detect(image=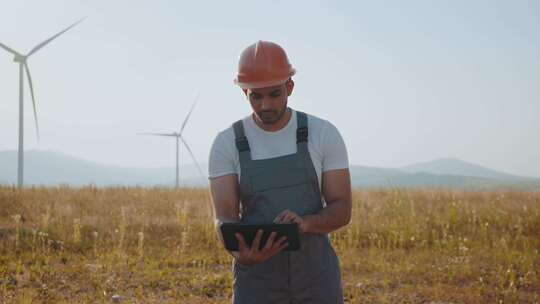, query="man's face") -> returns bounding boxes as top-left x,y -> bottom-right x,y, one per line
245,80 -> 294,125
